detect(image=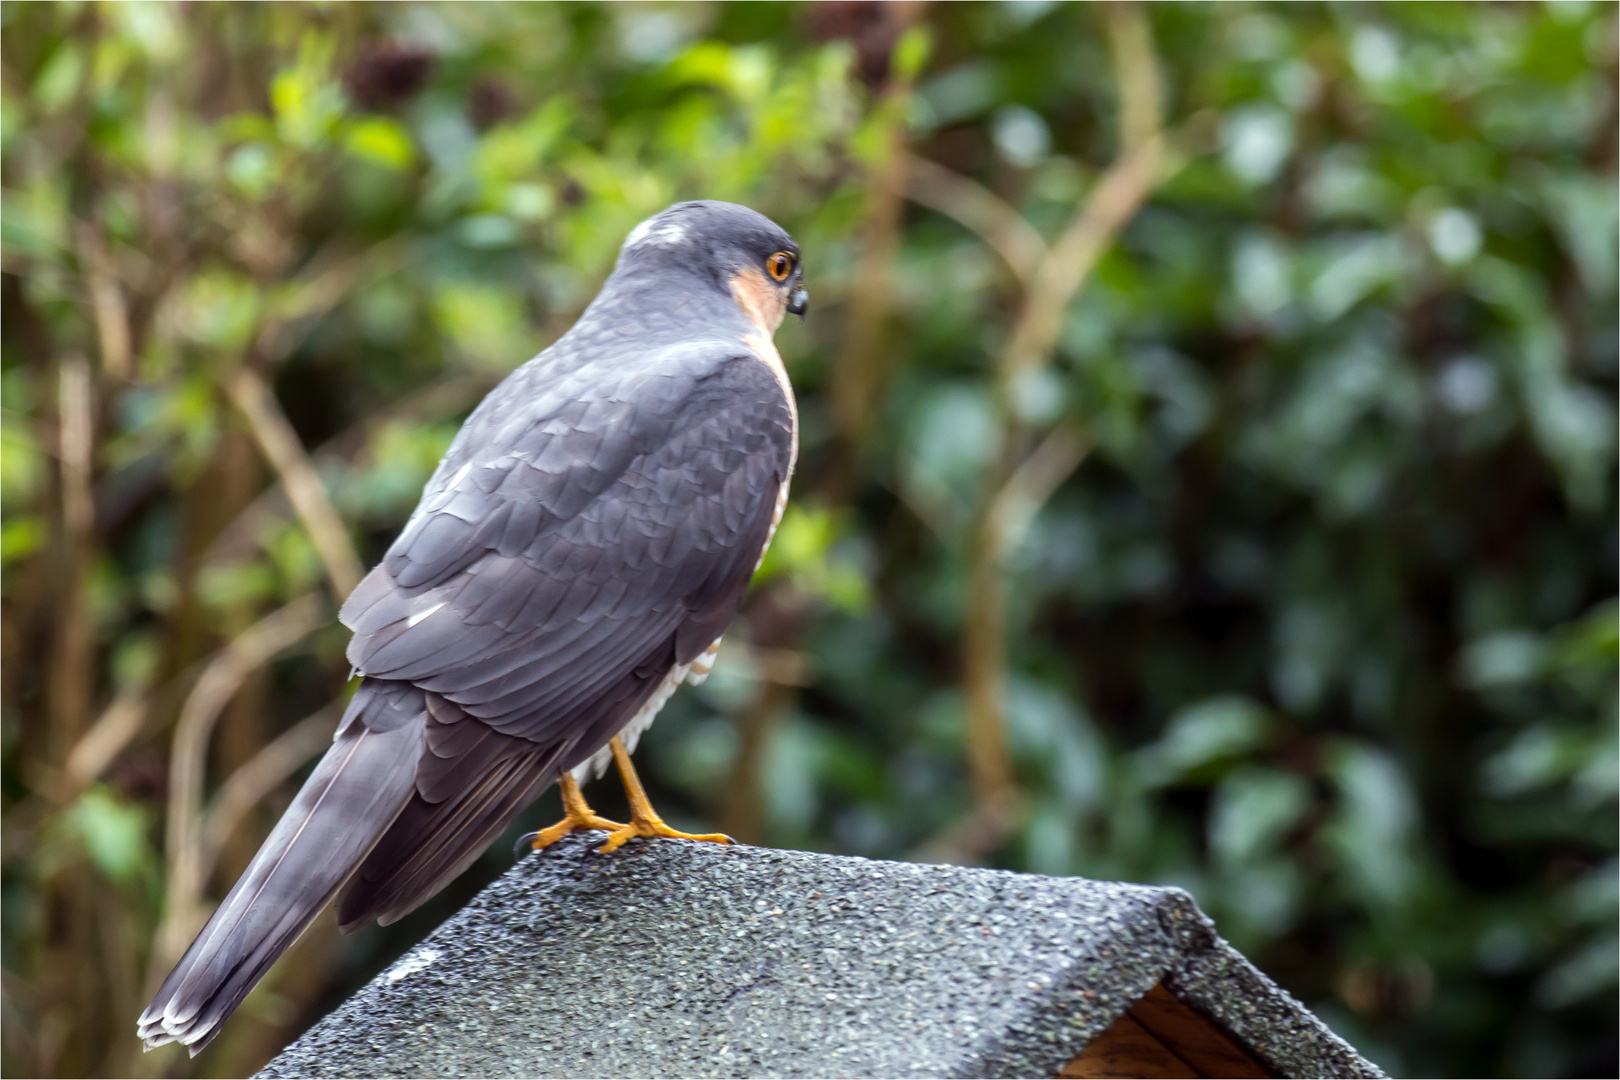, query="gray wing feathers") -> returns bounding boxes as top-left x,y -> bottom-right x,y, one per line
137,679 -> 427,1053
140,344 -> 793,1050
339,353 -> 792,741
329,353 -> 791,929
336,704 -> 560,930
